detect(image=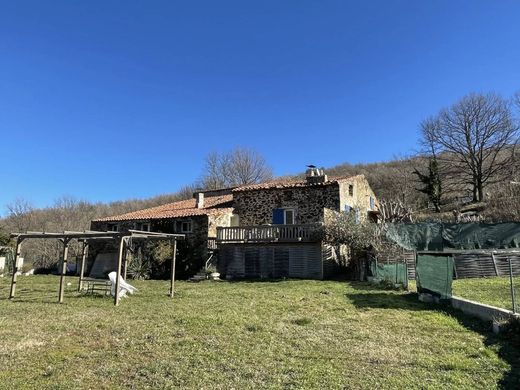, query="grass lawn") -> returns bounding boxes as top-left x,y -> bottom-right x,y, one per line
452,277 -> 520,312
0,276 -> 519,389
